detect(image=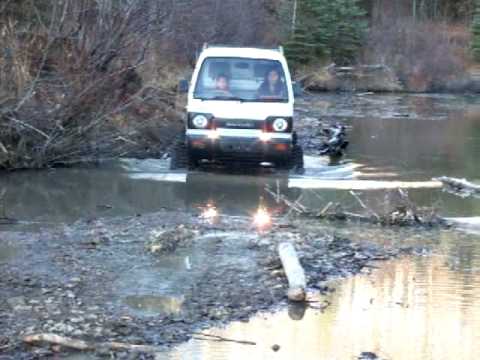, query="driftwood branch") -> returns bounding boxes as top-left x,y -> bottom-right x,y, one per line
0,141 -> 7,154
23,334 -> 160,353
350,191 -> 380,221
8,117 -> 50,140
24,332 -> 256,353
318,201 -> 334,217
191,332 -> 256,346
267,186 -> 445,228
436,176 -> 480,197
444,217 -> 480,230
265,185 -> 307,214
